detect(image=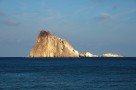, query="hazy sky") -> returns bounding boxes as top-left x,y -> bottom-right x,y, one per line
0,0 -> 136,57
